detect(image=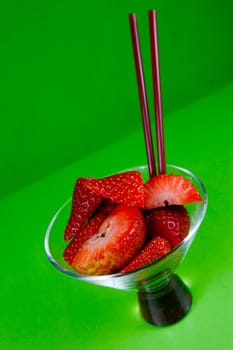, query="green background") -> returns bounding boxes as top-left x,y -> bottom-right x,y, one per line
1,0 -> 233,197
1,1 -> 233,350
